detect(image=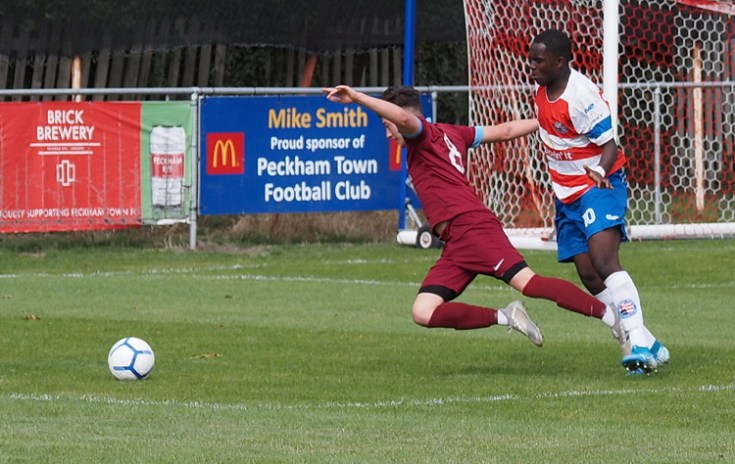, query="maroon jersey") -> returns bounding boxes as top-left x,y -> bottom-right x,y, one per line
404,116 -> 486,229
